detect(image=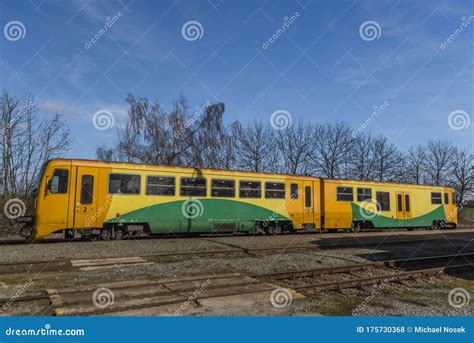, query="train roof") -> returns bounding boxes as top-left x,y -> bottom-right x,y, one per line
321,177 -> 452,190
45,158 -> 454,190
45,158 -> 316,180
